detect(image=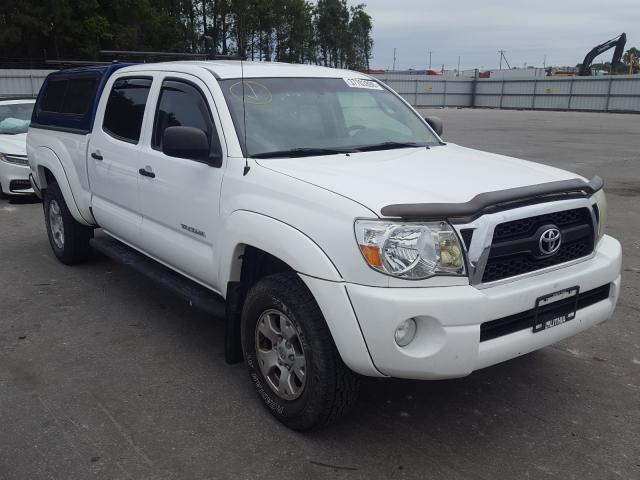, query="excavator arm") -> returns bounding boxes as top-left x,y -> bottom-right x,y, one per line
578,33 -> 627,76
